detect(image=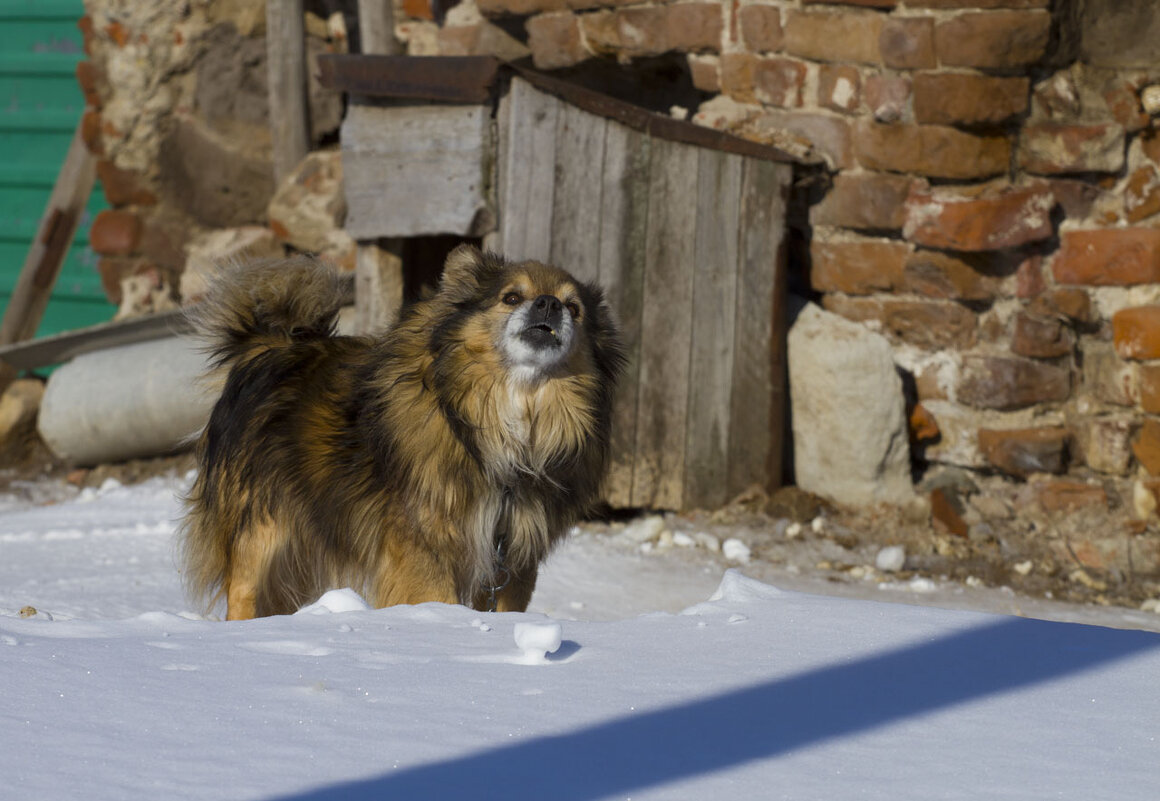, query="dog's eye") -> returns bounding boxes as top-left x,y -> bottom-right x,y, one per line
565,301 -> 581,319
502,292 -> 522,306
